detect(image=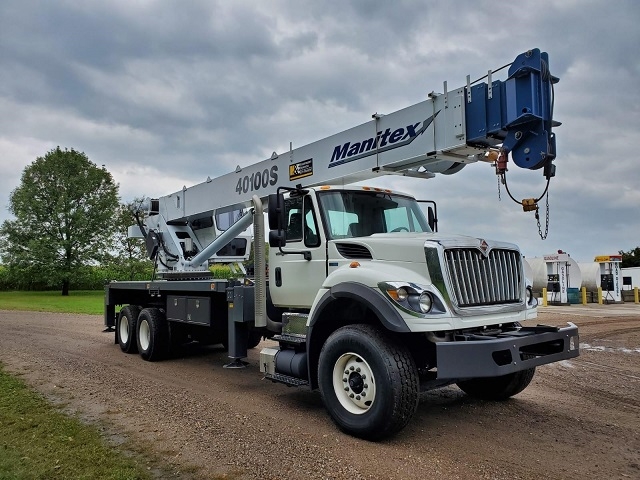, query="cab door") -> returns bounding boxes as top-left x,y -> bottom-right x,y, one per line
269,193 -> 326,309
